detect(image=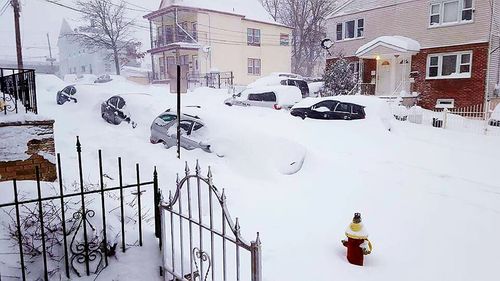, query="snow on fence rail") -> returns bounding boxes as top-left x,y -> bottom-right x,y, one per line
391,102 -> 500,136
